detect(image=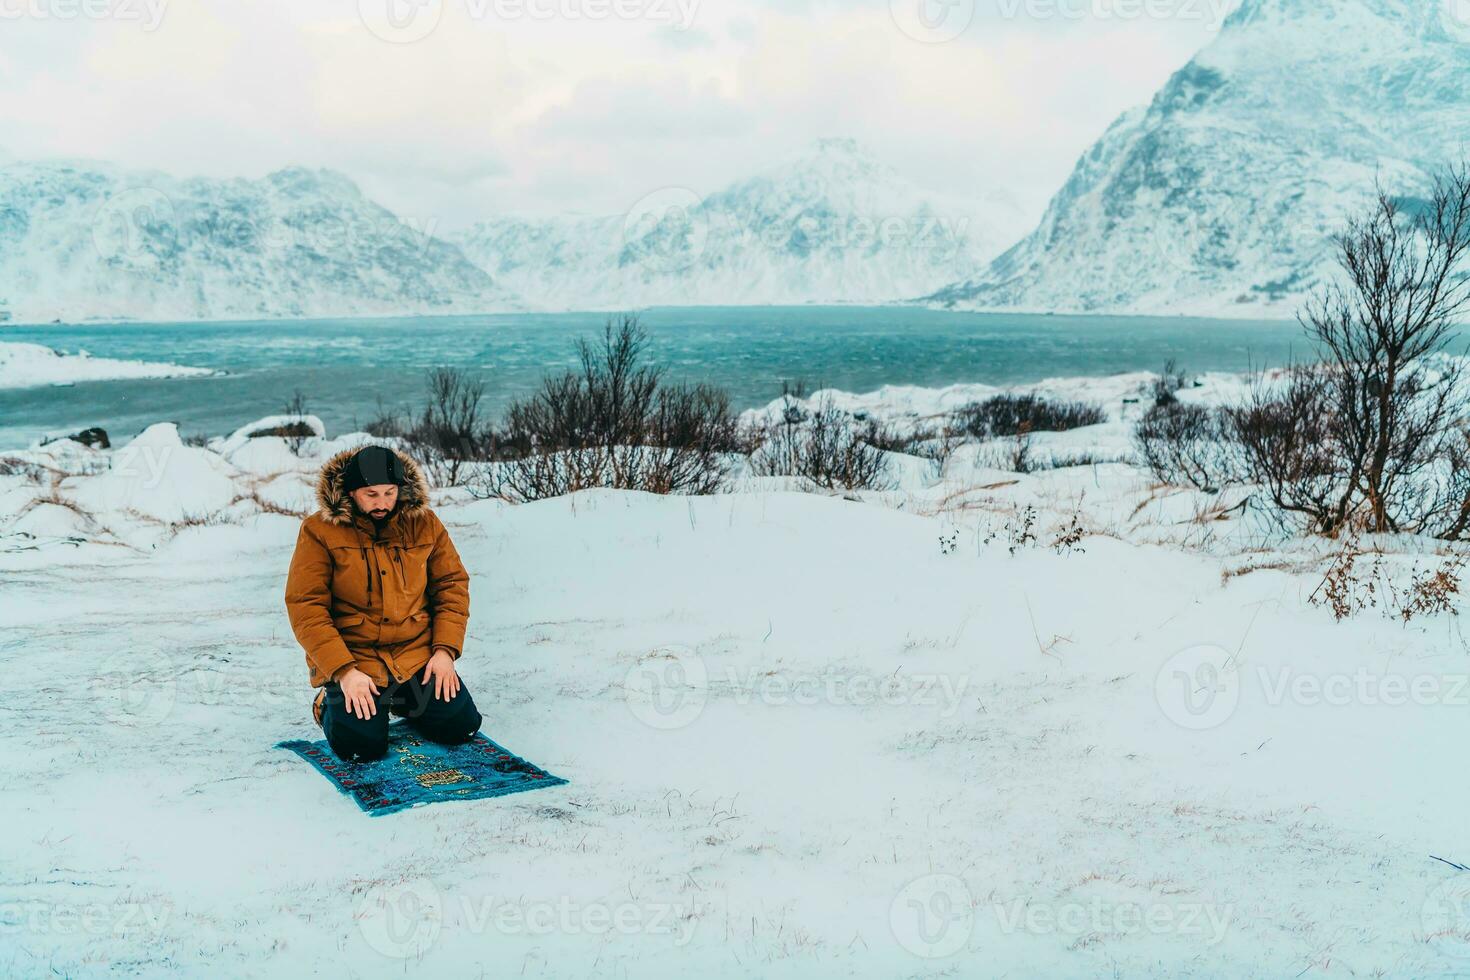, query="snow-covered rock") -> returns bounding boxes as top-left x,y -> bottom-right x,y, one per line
15,434 -> 111,475
9,501 -> 92,540
0,340 -> 215,389
65,422 -> 240,524
216,414 -> 327,464
0,163 -> 520,324
222,437 -> 308,477
927,0 -> 1470,318
453,138 -> 1029,309
253,471 -> 318,516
